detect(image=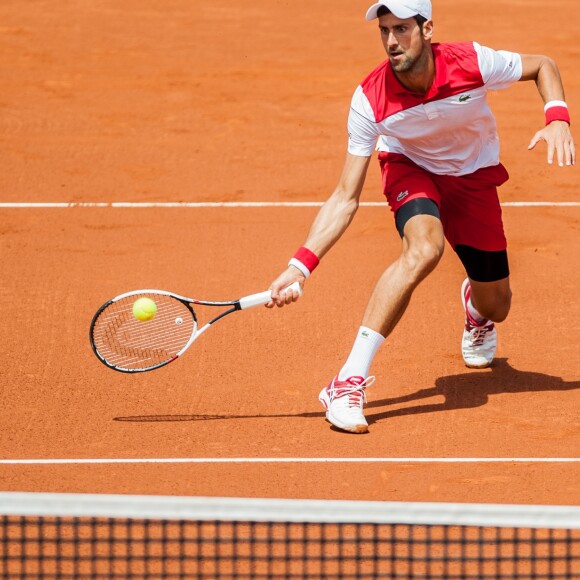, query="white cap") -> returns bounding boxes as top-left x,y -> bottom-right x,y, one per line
365,0 -> 432,21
